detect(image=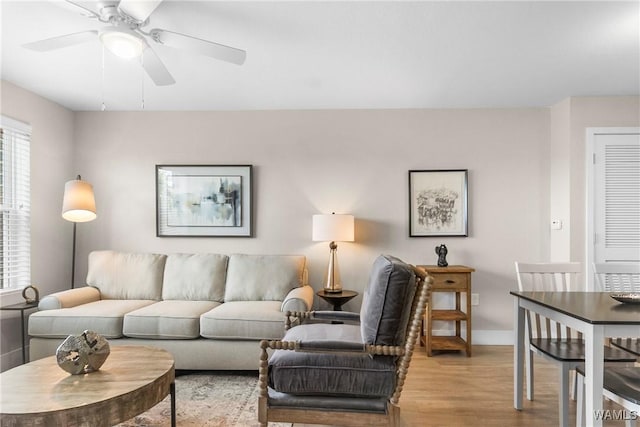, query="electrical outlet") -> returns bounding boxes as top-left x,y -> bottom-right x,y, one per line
471,293 -> 479,306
